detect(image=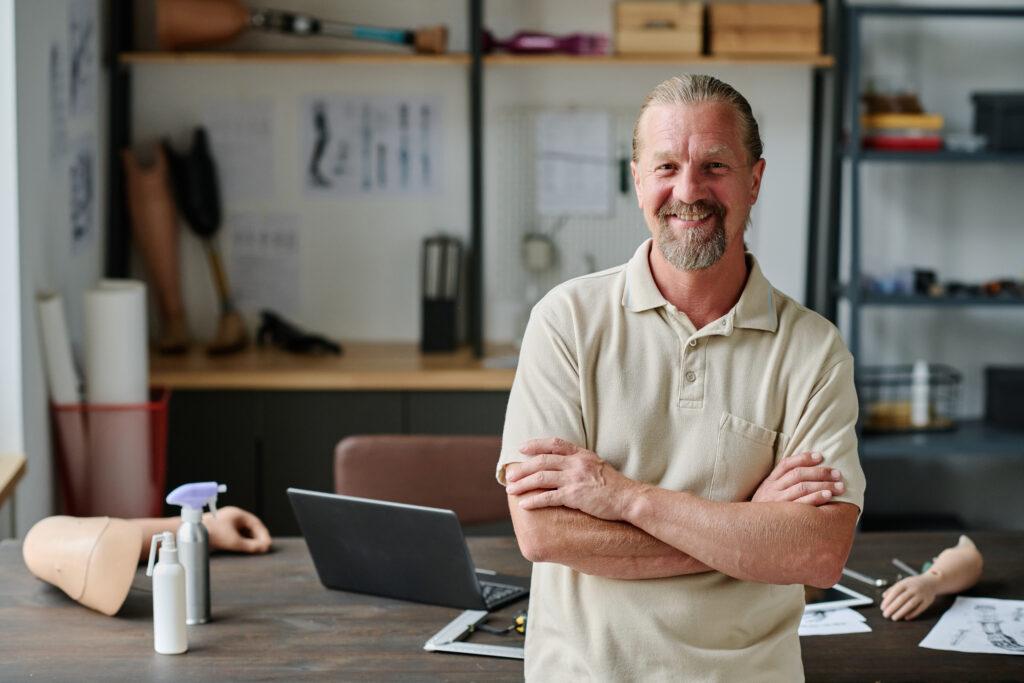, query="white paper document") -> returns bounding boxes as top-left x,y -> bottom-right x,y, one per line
227,212 -> 301,314
799,608 -> 872,636
301,95 -> 441,196
204,100 -> 275,202
920,596 -> 1024,655
535,110 -> 612,217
